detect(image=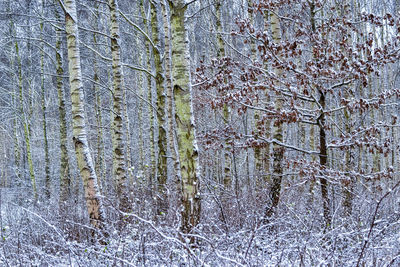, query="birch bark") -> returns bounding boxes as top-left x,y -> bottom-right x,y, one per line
109,0 -> 129,211
61,0 -> 105,228
150,0 -> 169,215
169,0 -> 201,239
40,0 -> 50,199
55,21 -> 71,206
16,40 -> 37,200
264,10 -> 284,221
